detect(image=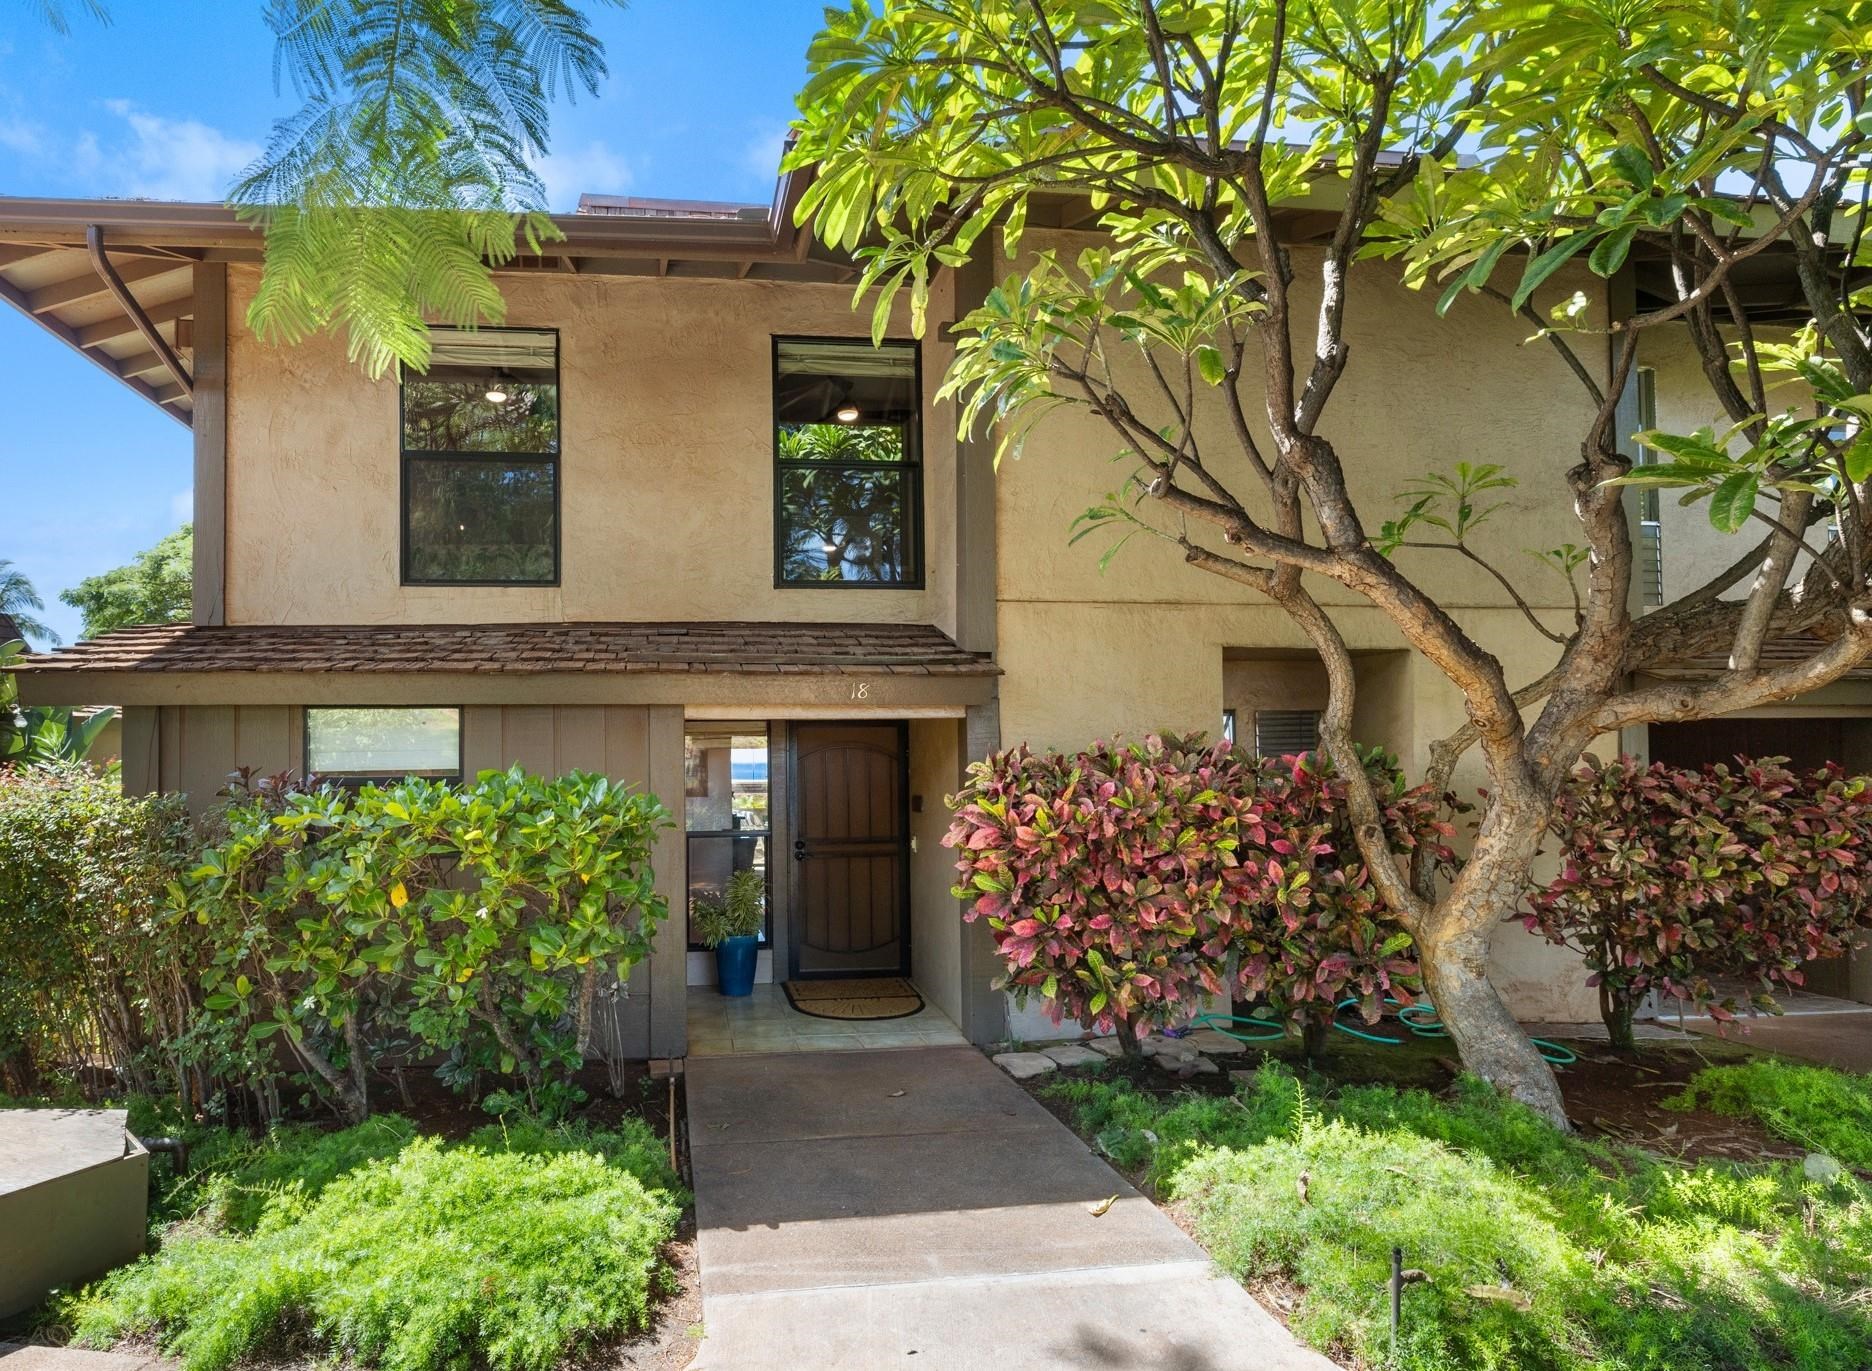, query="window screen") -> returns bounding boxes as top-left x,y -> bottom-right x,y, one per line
1253,709 -> 1321,758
